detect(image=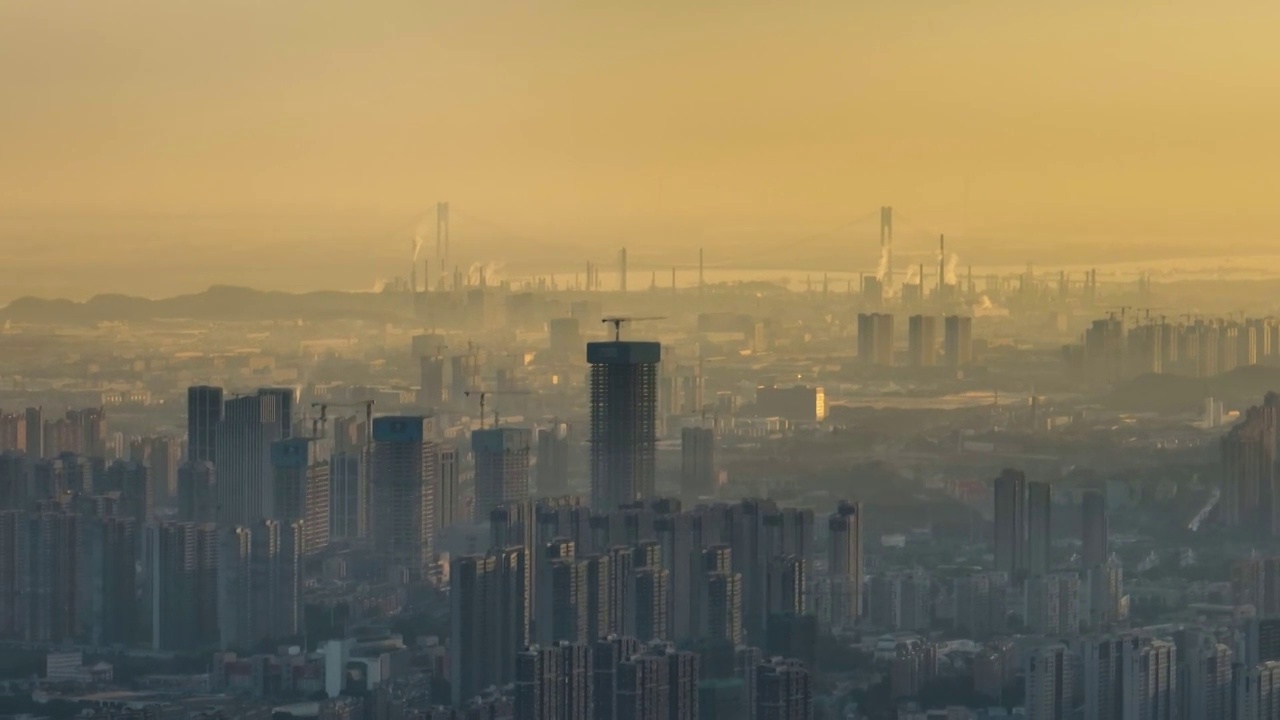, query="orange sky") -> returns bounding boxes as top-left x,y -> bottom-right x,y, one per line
2,0 -> 1279,295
